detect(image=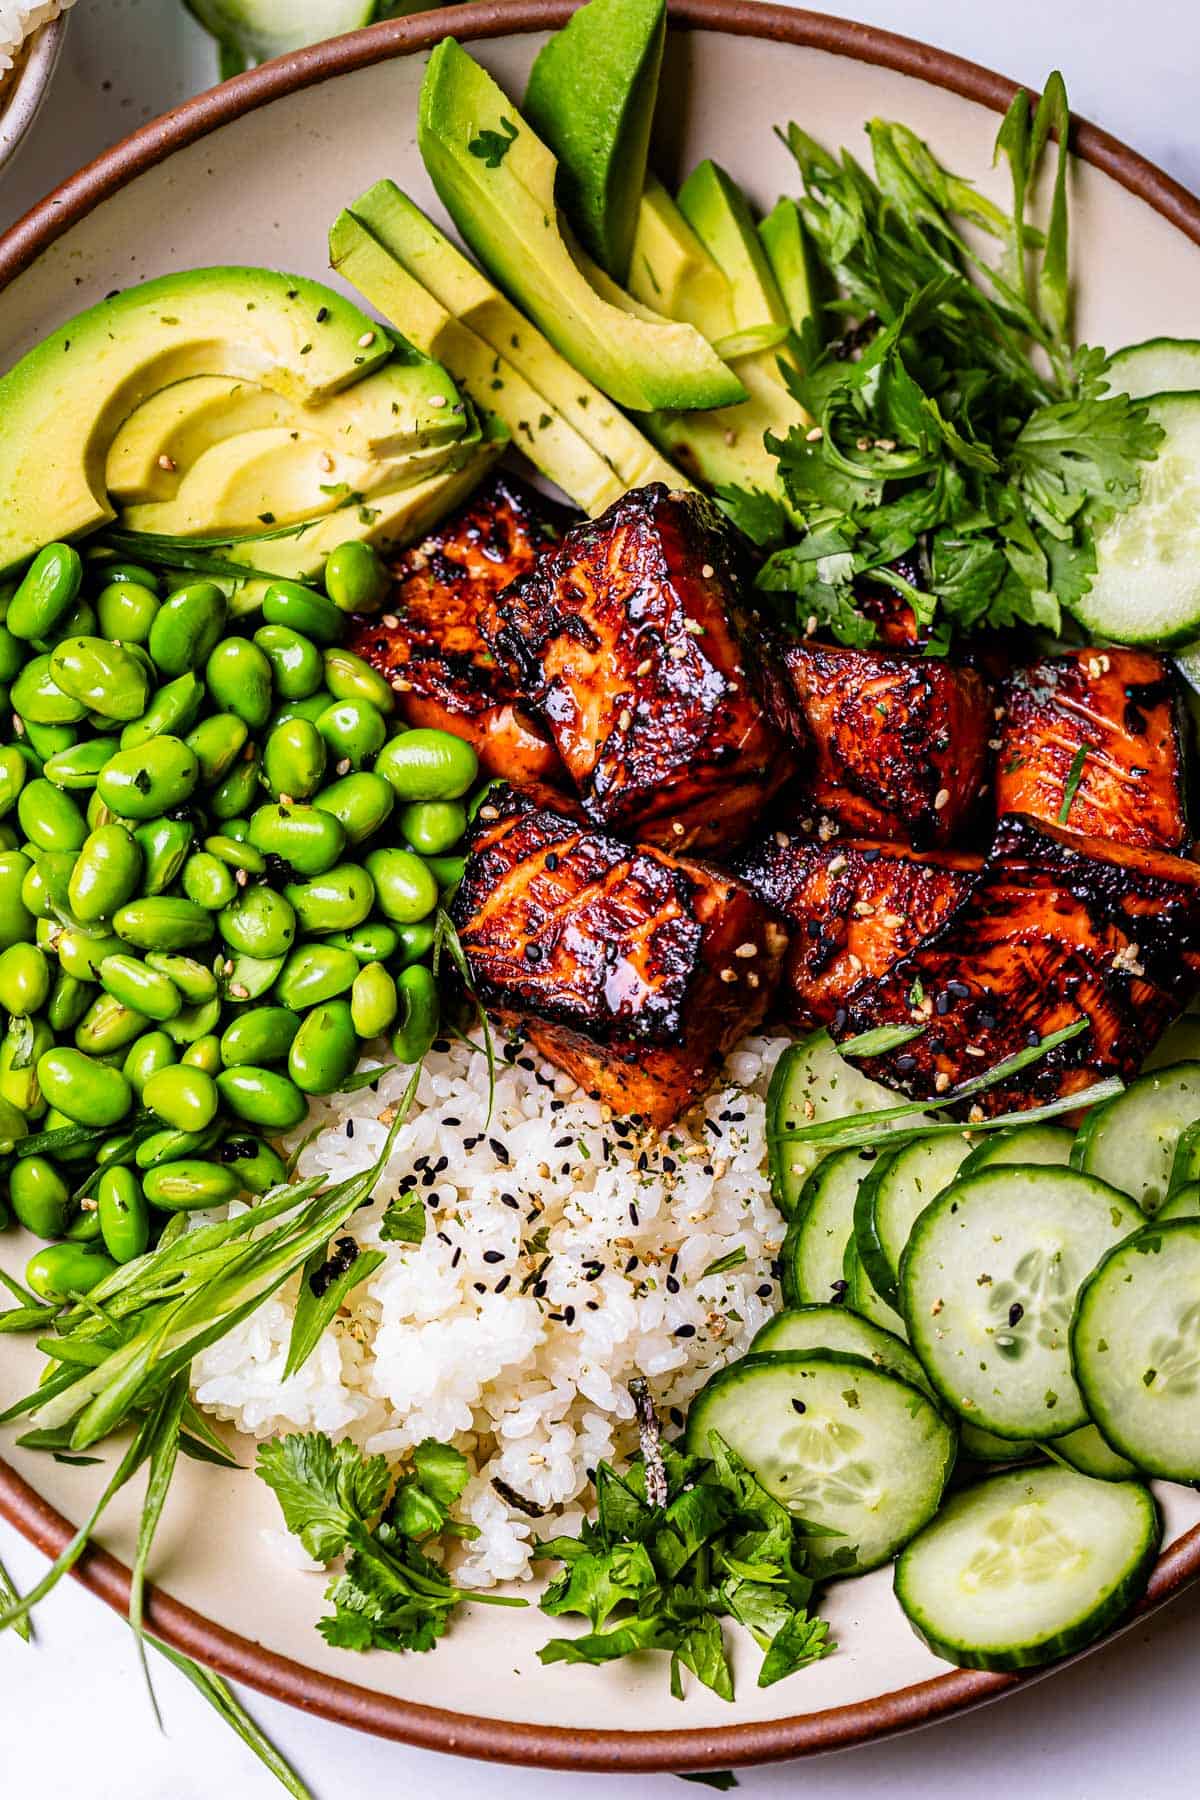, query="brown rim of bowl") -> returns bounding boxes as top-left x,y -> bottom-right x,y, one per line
1,0 -> 1199,1773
